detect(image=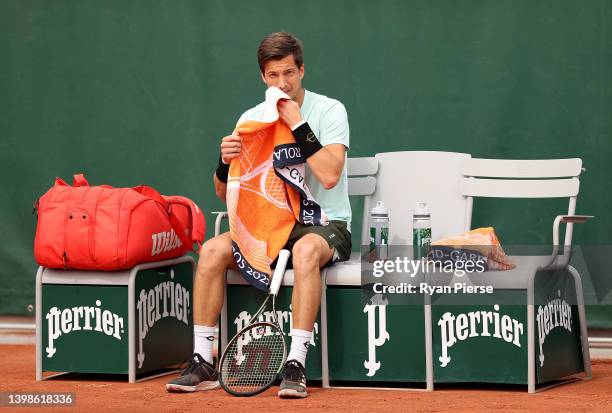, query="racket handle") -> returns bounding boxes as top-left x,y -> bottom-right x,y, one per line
269,249 -> 290,295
